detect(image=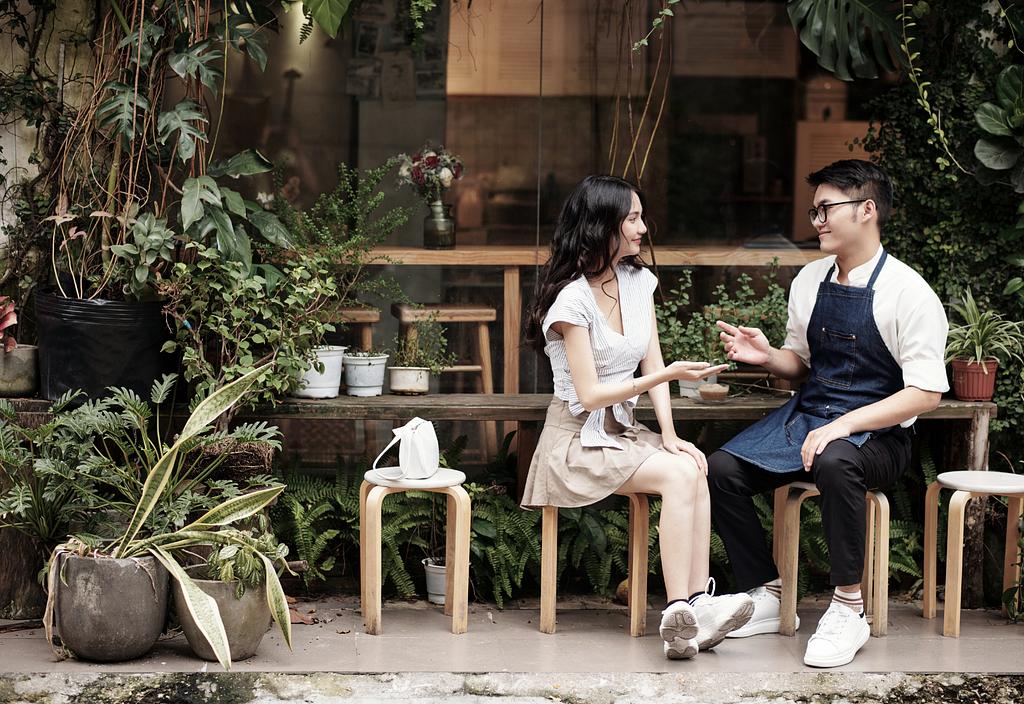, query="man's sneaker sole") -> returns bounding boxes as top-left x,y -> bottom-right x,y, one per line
725,613 -> 800,638
697,599 -> 755,650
